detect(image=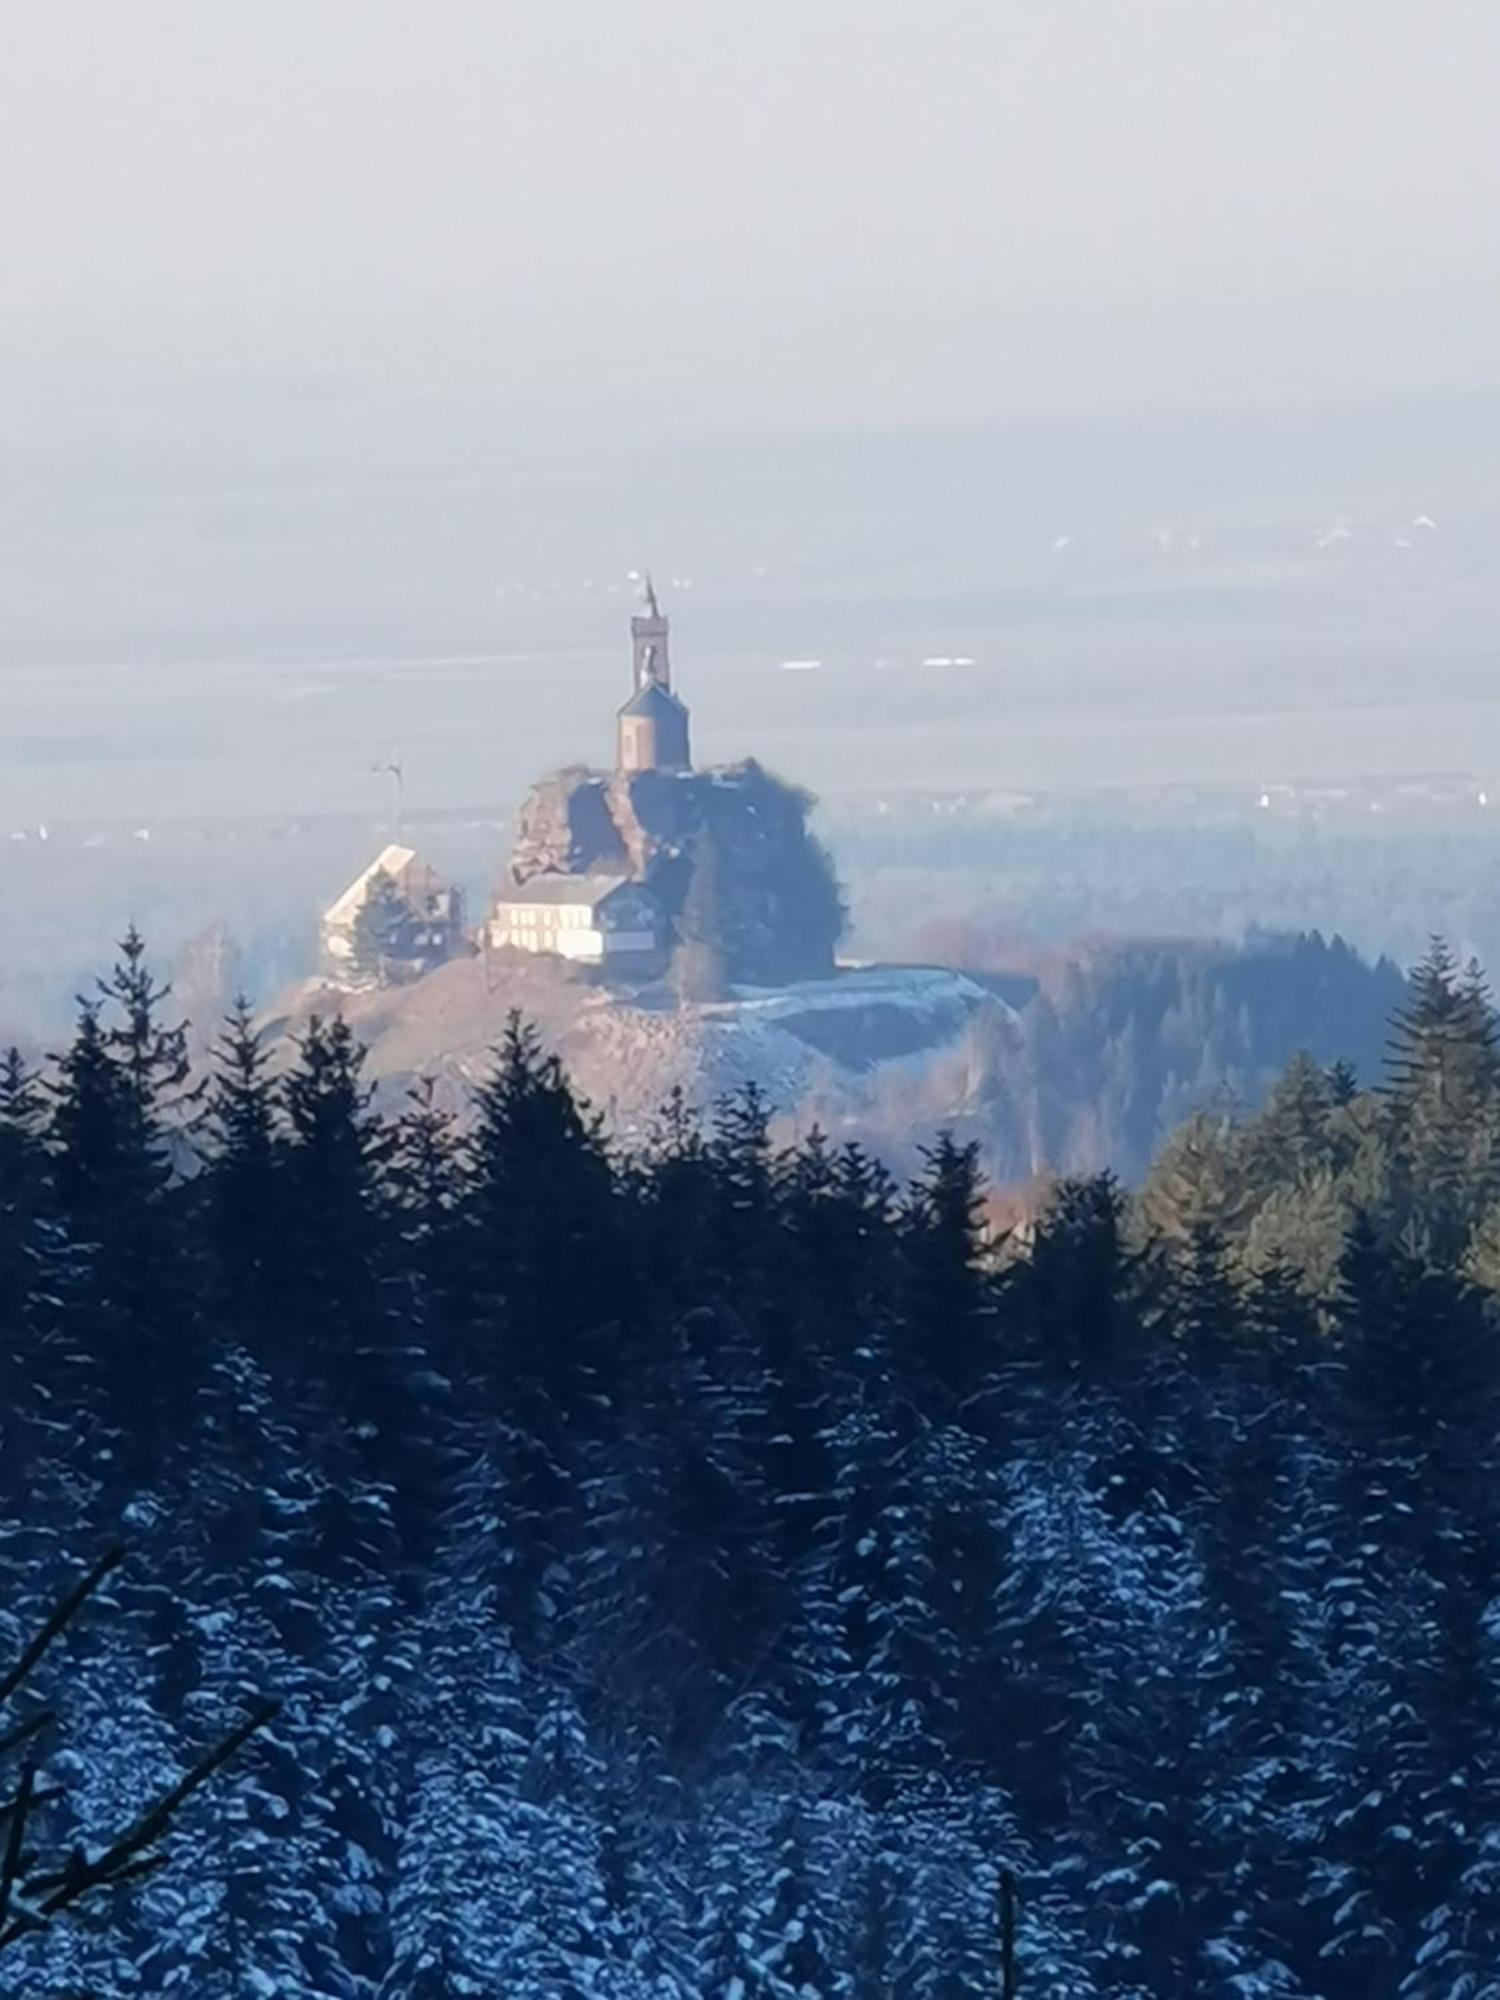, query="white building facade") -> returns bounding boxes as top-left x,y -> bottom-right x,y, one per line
487,873 -> 661,967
